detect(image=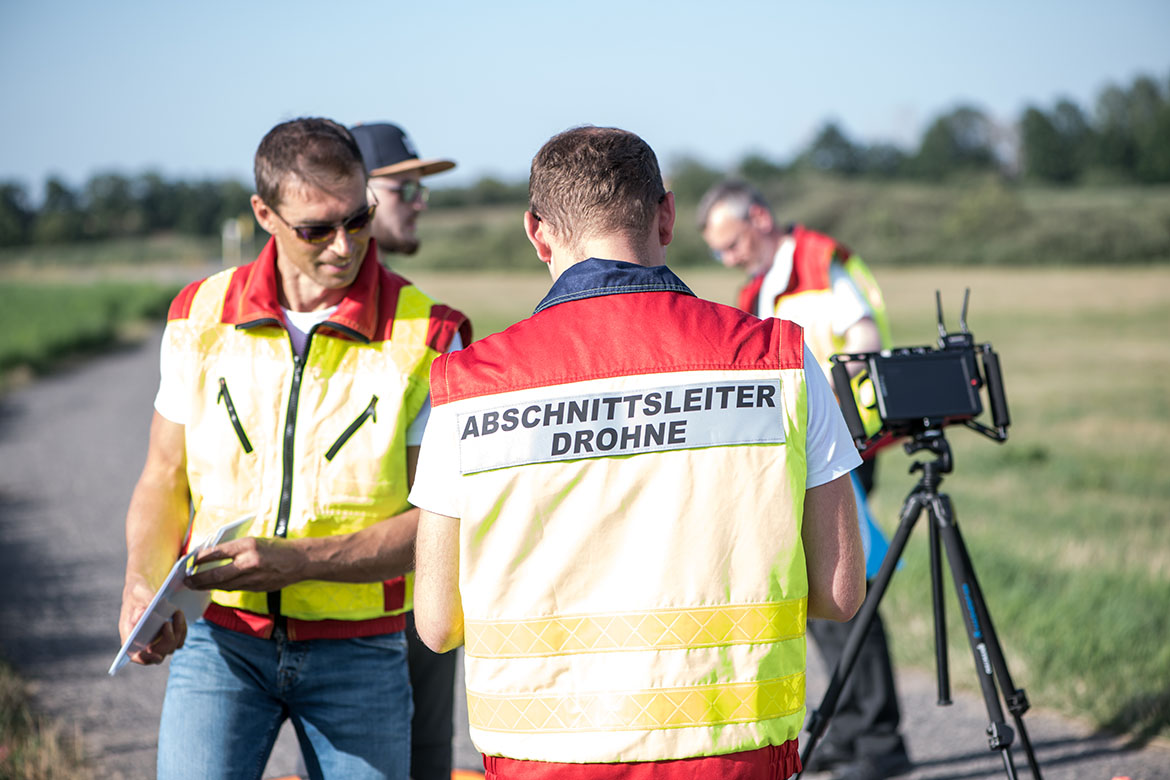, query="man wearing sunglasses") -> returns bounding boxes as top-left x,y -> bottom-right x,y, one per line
351,122 -> 453,258
350,120 -> 463,780
118,117 -> 470,780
